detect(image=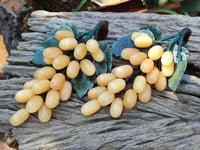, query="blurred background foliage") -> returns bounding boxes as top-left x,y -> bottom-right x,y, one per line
75,0 -> 200,16
142,0 -> 200,16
